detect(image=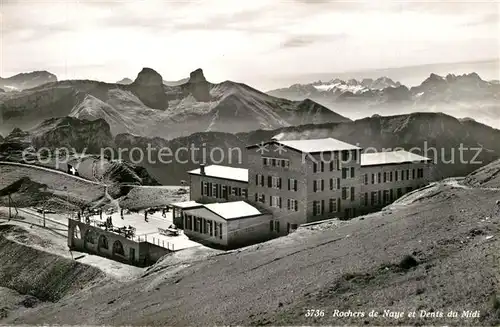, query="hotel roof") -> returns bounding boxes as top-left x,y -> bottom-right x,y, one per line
188,165 -> 248,183
203,201 -> 262,220
247,137 -> 361,153
169,200 -> 203,209
361,150 -> 431,166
